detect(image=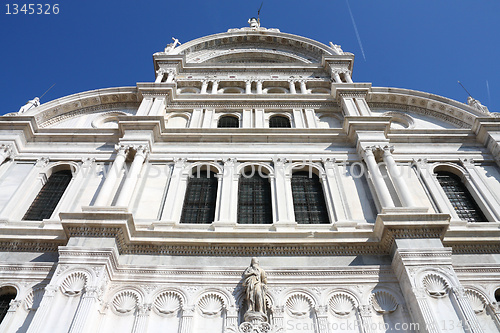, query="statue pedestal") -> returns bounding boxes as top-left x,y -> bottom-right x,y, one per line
239,311 -> 271,332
